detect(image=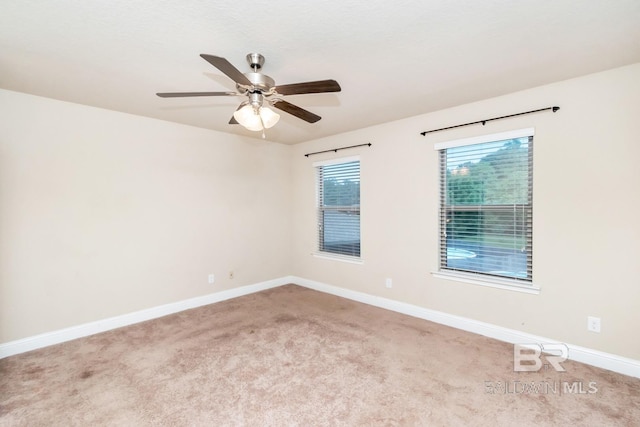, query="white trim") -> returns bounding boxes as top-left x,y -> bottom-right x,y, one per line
432,271 -> 540,294
3,275 -> 638,379
0,277 -> 289,359
434,127 -> 535,150
291,276 -> 640,379
312,252 -> 364,264
312,155 -> 360,167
